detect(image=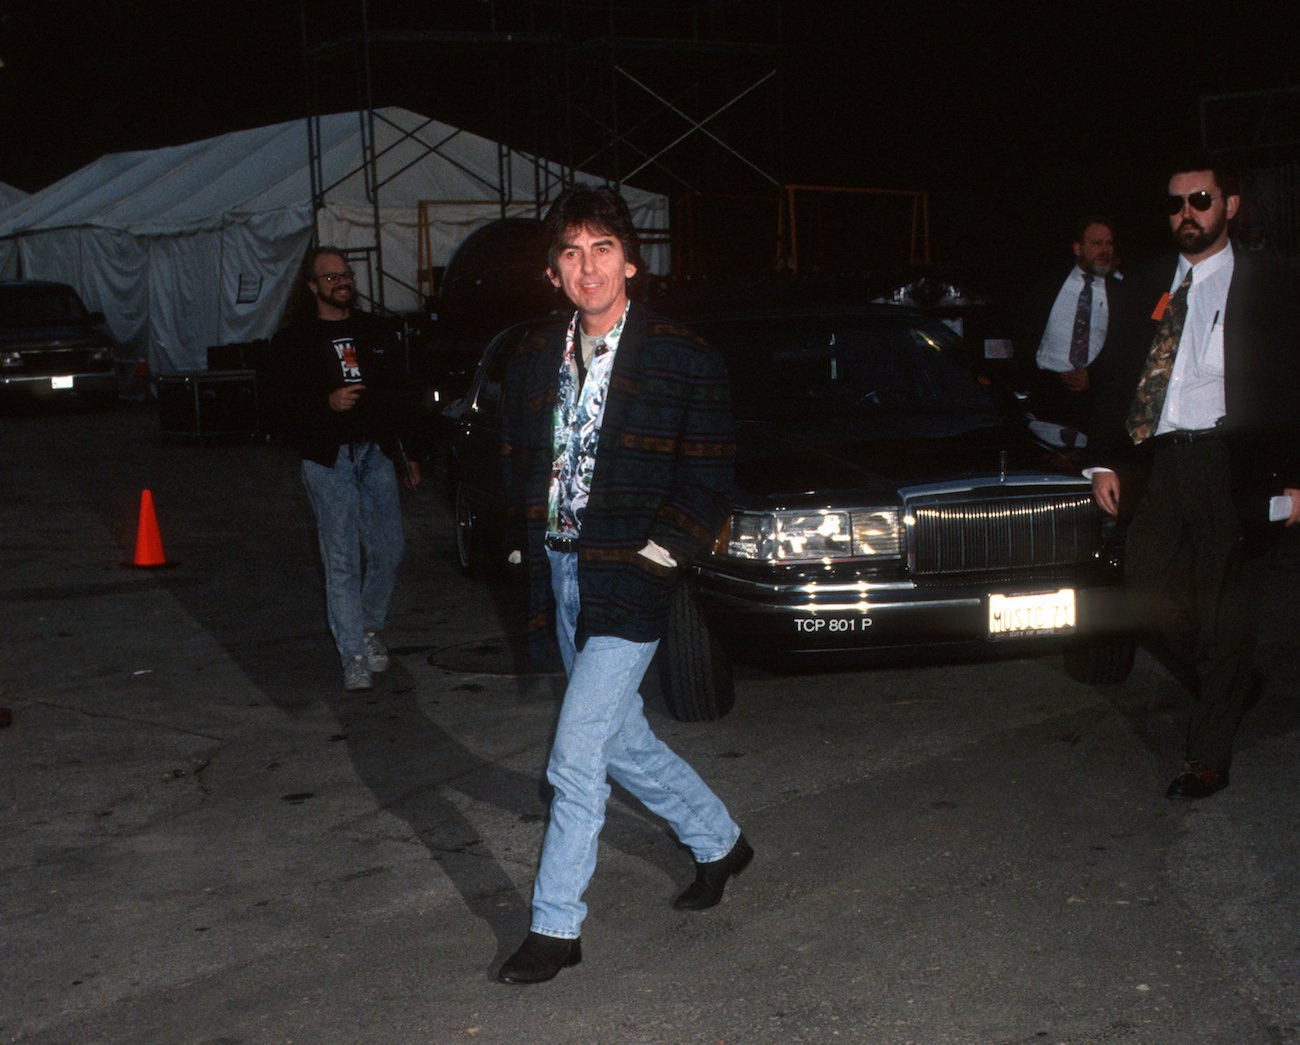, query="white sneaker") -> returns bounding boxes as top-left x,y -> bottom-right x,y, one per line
343,653 -> 373,691
364,632 -> 390,673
